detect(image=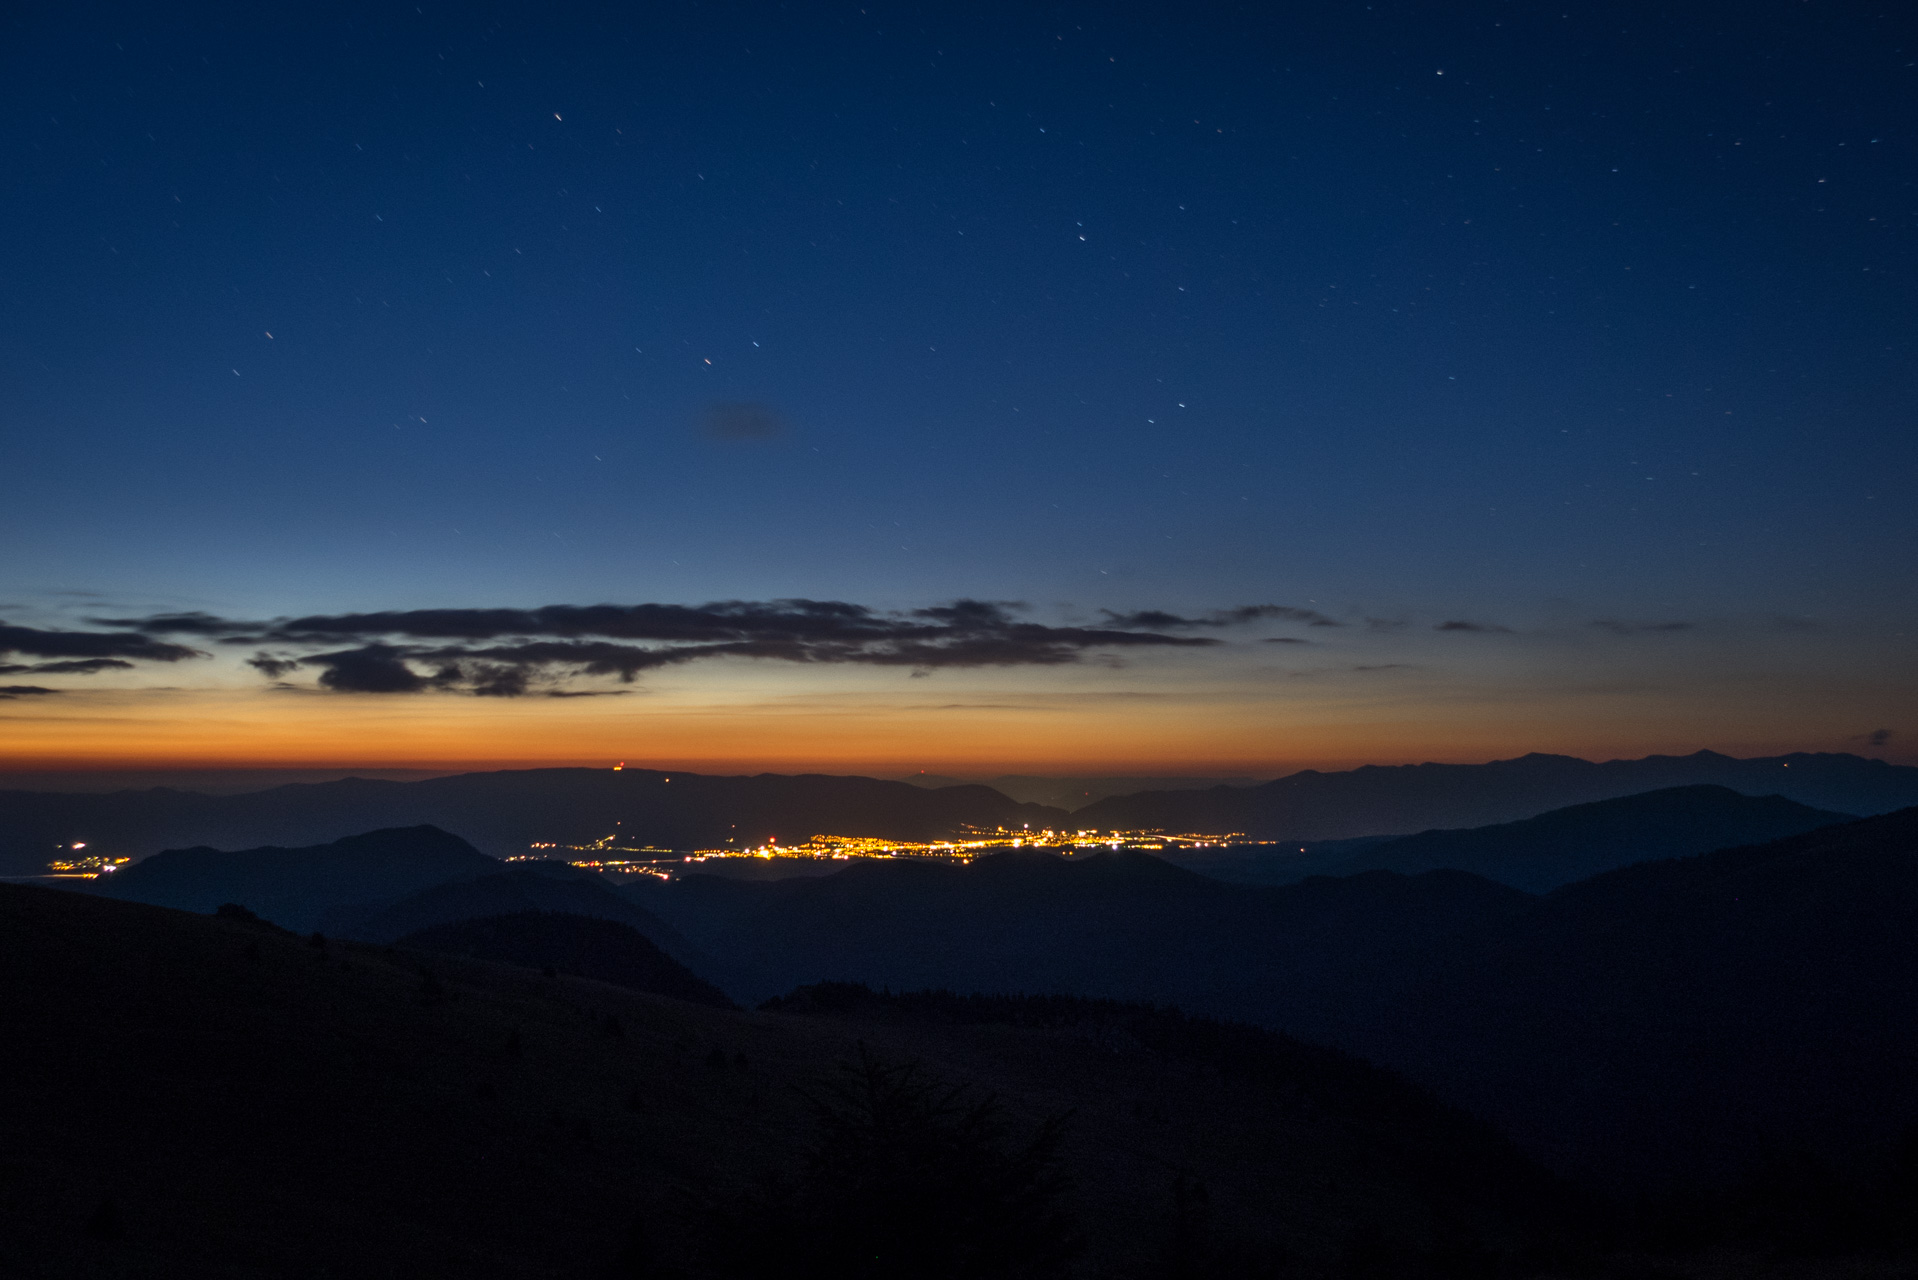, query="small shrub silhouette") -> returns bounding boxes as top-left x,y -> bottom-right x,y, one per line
703,1045 -> 1081,1279
606,1215 -> 659,1279
83,1196 -> 121,1241
1157,1172 -> 1211,1279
